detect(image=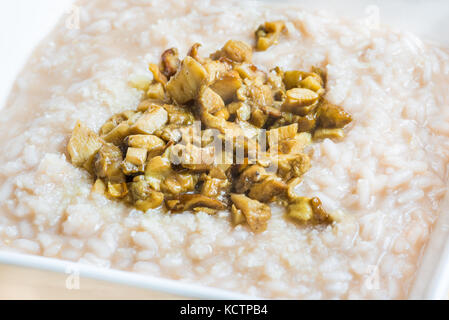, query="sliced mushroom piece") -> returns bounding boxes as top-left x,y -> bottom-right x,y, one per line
248,175 -> 287,203
250,108 -> 269,128
313,128 -> 345,141
234,165 -> 268,194
211,40 -> 253,63
129,179 -> 165,211
102,122 -> 131,146
121,147 -> 147,175
297,111 -> 319,132
107,182 -> 128,199
255,21 -> 286,51
198,85 -> 225,115
137,99 -> 164,112
68,121 -> 104,172
272,153 -> 311,180
201,175 -> 230,199
230,194 -> 271,233
131,105 -> 168,135
149,63 -> 168,85
166,56 -> 208,104
283,70 -> 323,90
127,135 -> 165,156
287,196 -> 333,224
267,123 -> 298,148
162,104 -> 195,126
187,43 -> 204,63
287,197 -> 314,223
146,82 -> 166,101
198,86 -> 243,136
282,88 -> 319,116
210,71 -> 243,103
299,76 -> 324,95
94,143 -> 125,183
135,192 -> 164,212
234,63 -> 266,82
311,66 -> 327,88
172,194 -> 227,212
144,155 -> 173,191
203,59 -> 230,83
310,197 -> 332,224
318,100 -> 353,129
160,48 -> 180,79
279,132 -> 312,154
231,204 -> 246,226
247,83 -> 274,108
160,172 -> 198,195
